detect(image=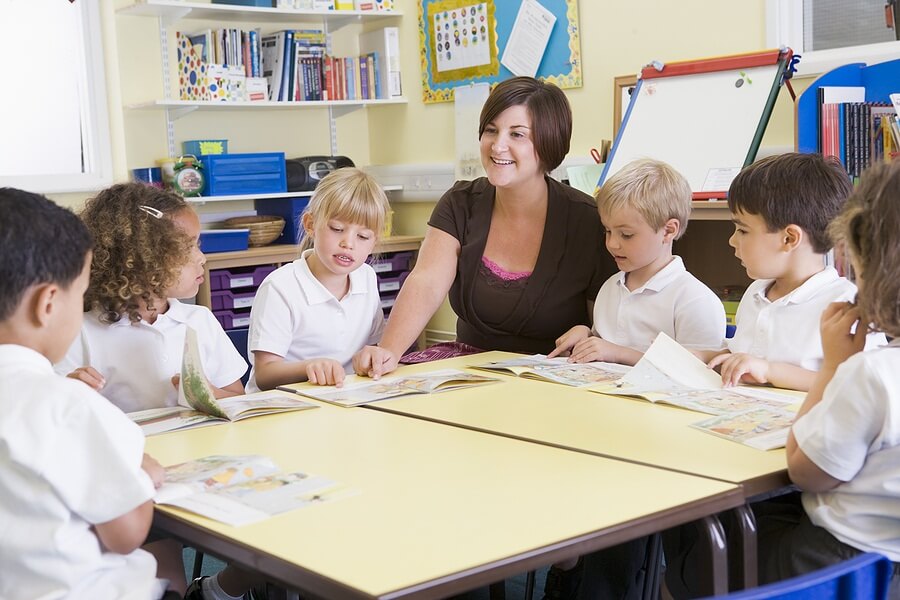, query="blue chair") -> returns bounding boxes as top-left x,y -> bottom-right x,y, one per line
707,552 -> 892,599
